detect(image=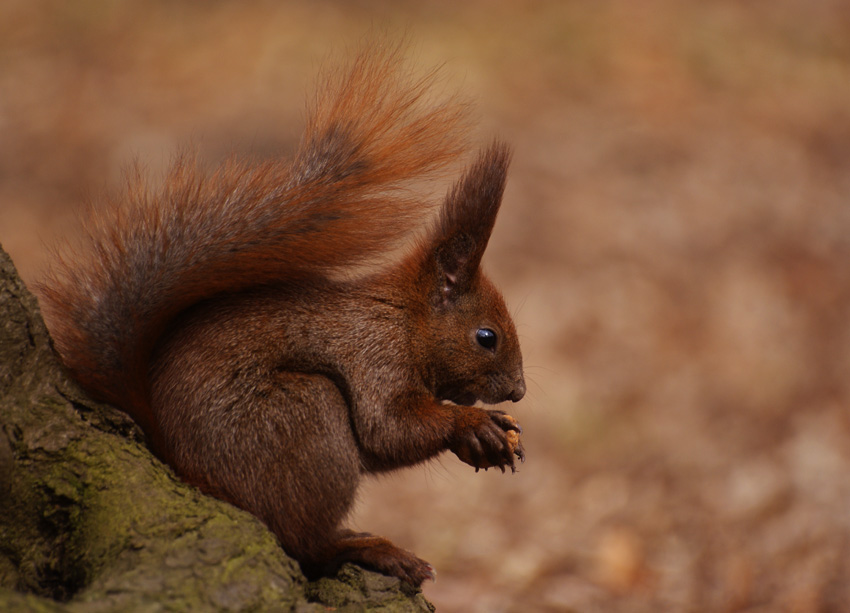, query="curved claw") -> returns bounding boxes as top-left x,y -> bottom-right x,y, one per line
515,440 -> 526,463
424,564 -> 437,583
